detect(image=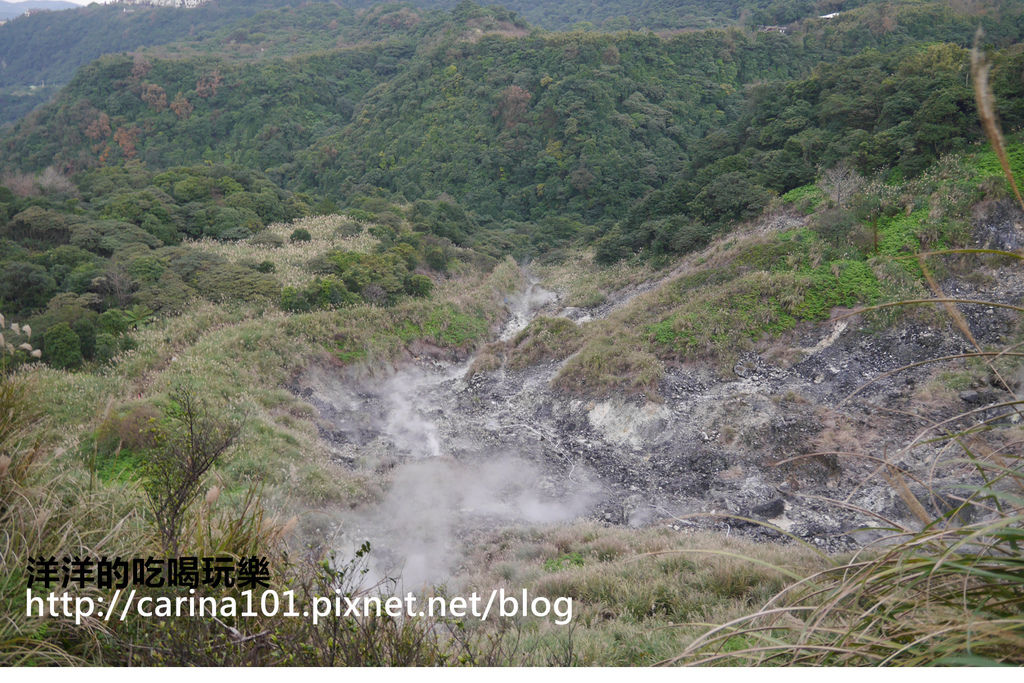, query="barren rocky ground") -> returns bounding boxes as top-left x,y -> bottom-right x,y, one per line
292,206 -> 1024,583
